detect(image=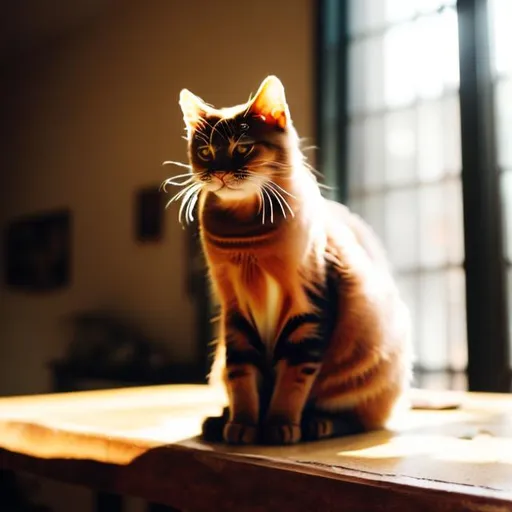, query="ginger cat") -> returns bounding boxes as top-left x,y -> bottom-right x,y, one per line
169,75 -> 412,445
